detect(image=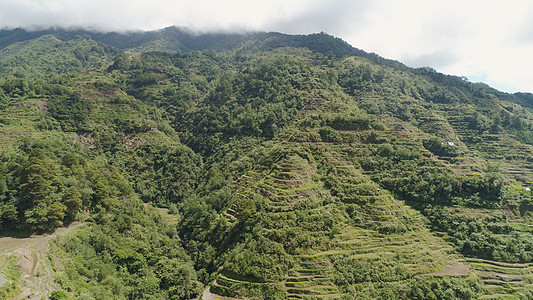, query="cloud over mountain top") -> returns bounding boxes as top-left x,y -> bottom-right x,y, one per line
1,0 -> 532,93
